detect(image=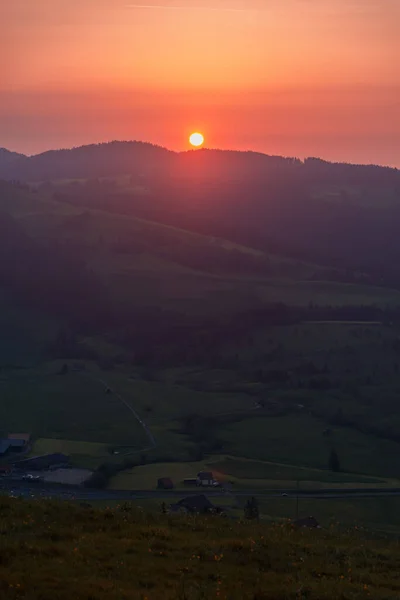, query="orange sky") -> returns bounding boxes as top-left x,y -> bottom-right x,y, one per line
1,0 -> 399,165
